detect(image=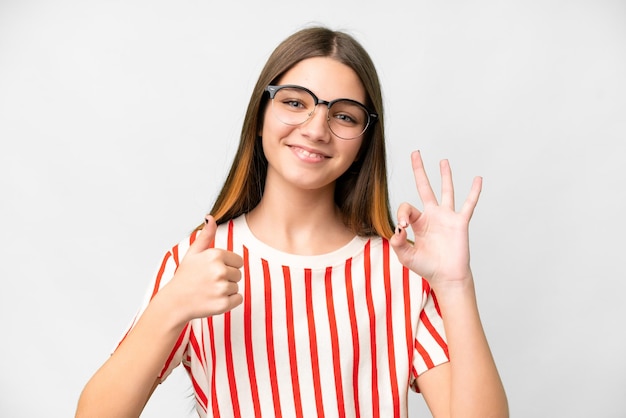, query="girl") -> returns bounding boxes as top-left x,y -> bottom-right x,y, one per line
76,26 -> 508,417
